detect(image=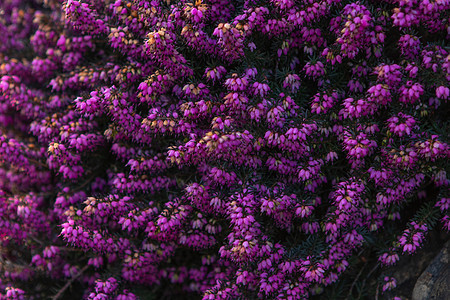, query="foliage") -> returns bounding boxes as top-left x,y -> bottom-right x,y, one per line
0,0 -> 448,299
